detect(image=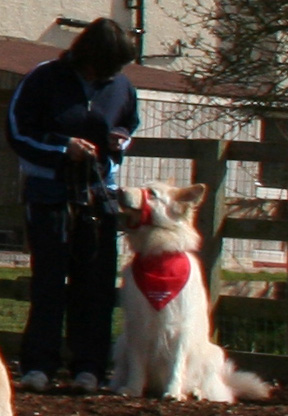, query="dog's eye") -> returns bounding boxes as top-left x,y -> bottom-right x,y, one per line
146,188 -> 157,199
